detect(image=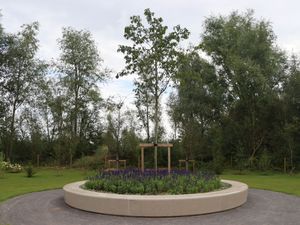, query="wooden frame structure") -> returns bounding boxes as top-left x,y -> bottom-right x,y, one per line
179,159 -> 196,172
140,143 -> 173,174
107,159 -> 127,170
